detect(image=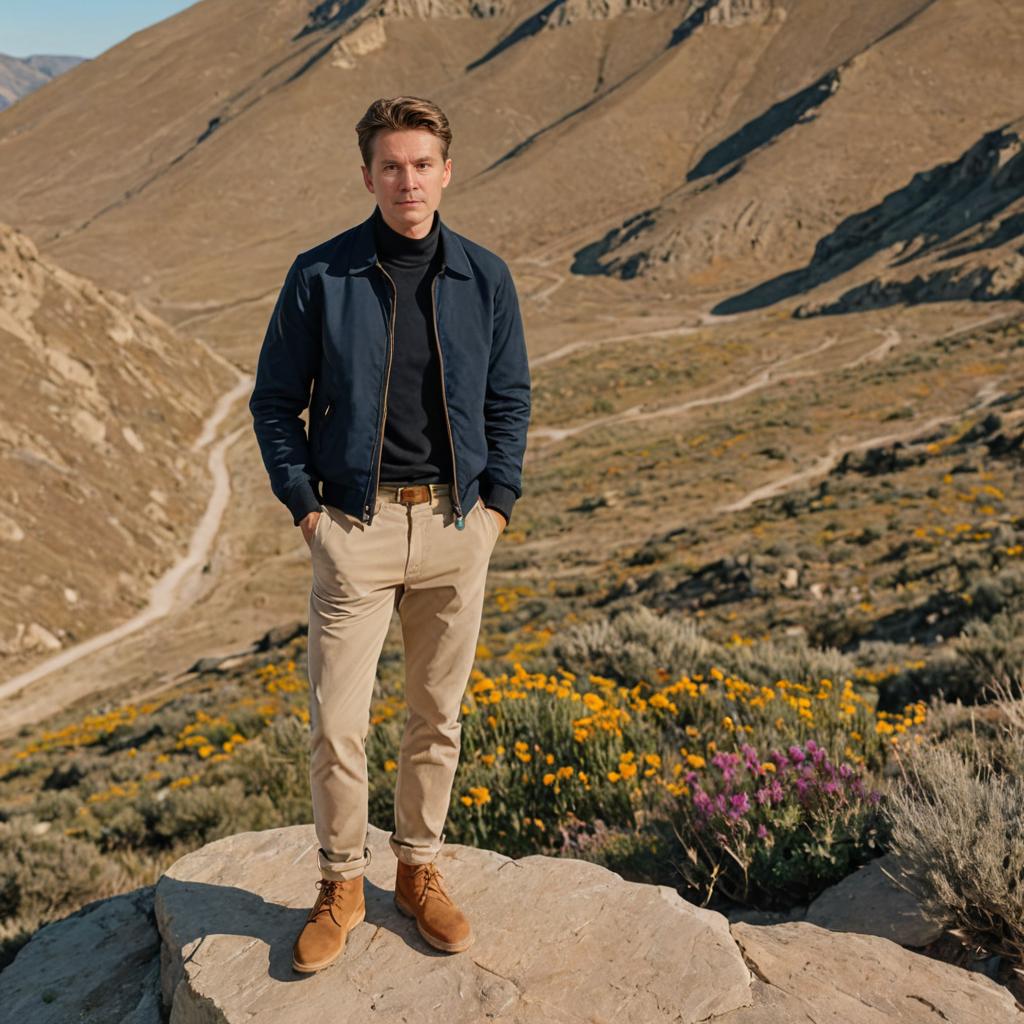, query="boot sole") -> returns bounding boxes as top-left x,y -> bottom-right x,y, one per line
291,904 -> 366,973
393,892 -> 474,953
